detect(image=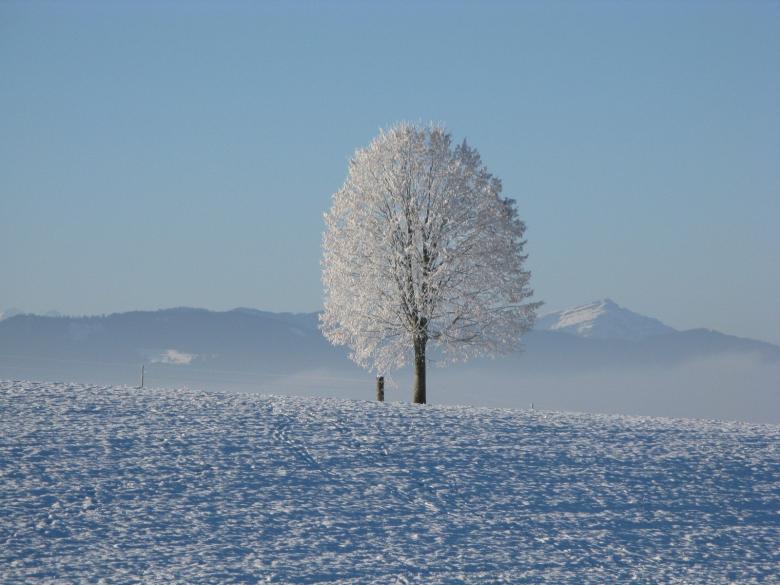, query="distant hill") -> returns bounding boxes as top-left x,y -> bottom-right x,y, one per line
0,308 -> 23,321
0,307 -> 341,380
1,303 -> 778,422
